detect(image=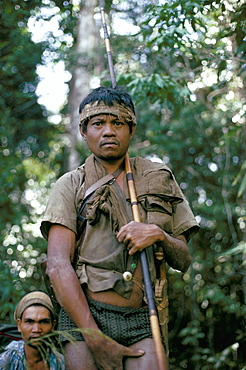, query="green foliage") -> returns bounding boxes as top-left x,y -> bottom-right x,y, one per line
0,0 -> 65,324
109,1 -> 246,368
0,0 -> 245,368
